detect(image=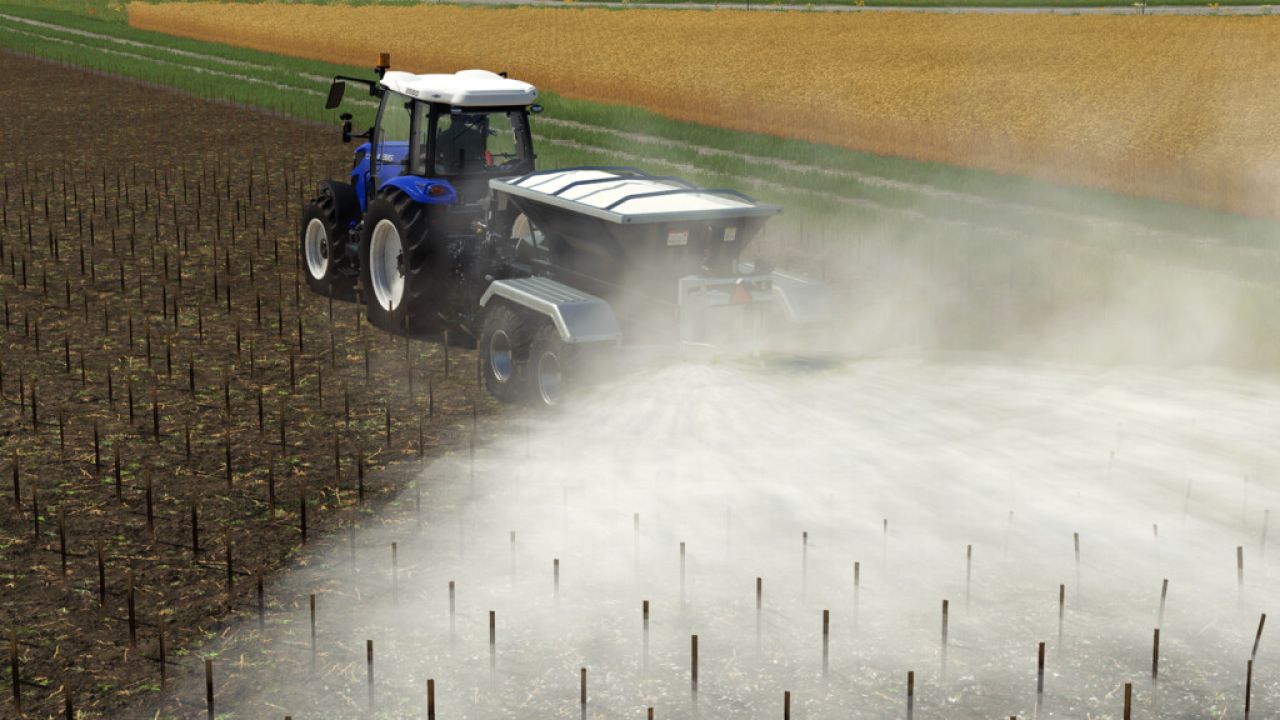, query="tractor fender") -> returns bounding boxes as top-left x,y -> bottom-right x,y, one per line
315,180 -> 361,230
480,277 -> 620,344
378,176 -> 459,206
350,142 -> 371,213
